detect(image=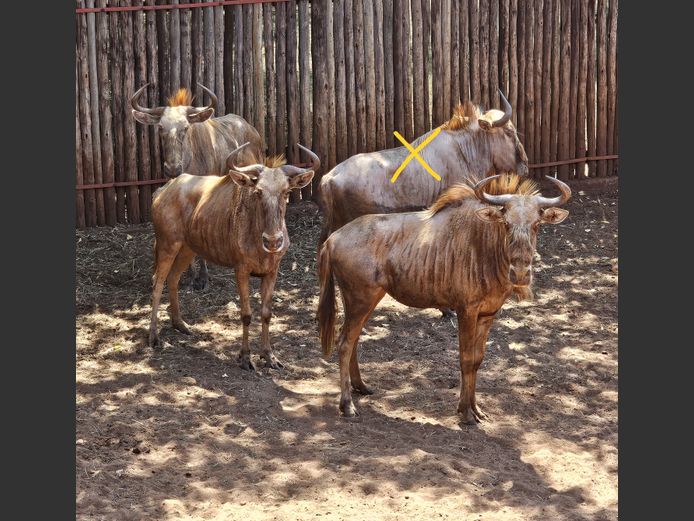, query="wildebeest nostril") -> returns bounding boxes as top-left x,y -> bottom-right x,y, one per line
262,233 -> 284,252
